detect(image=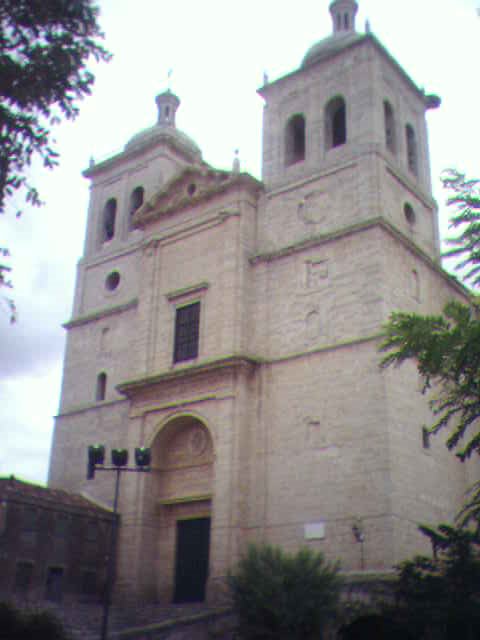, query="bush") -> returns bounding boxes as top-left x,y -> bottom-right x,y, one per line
0,603 -> 70,640
228,543 -> 342,640
391,523 -> 480,639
